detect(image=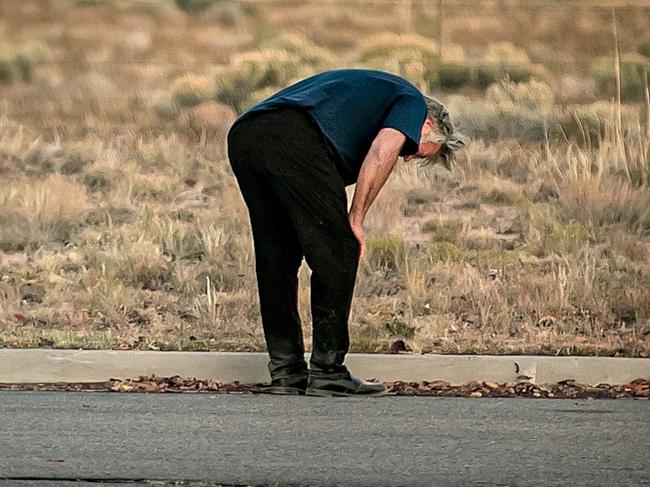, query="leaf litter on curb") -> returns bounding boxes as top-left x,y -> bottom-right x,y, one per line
0,375 -> 648,399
